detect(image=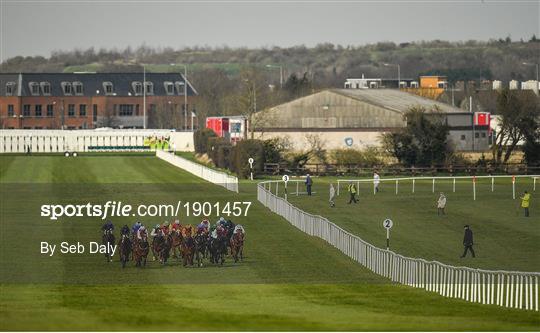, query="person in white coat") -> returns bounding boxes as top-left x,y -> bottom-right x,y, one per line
373,172 -> 380,193
437,192 -> 447,215
329,183 -> 336,207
